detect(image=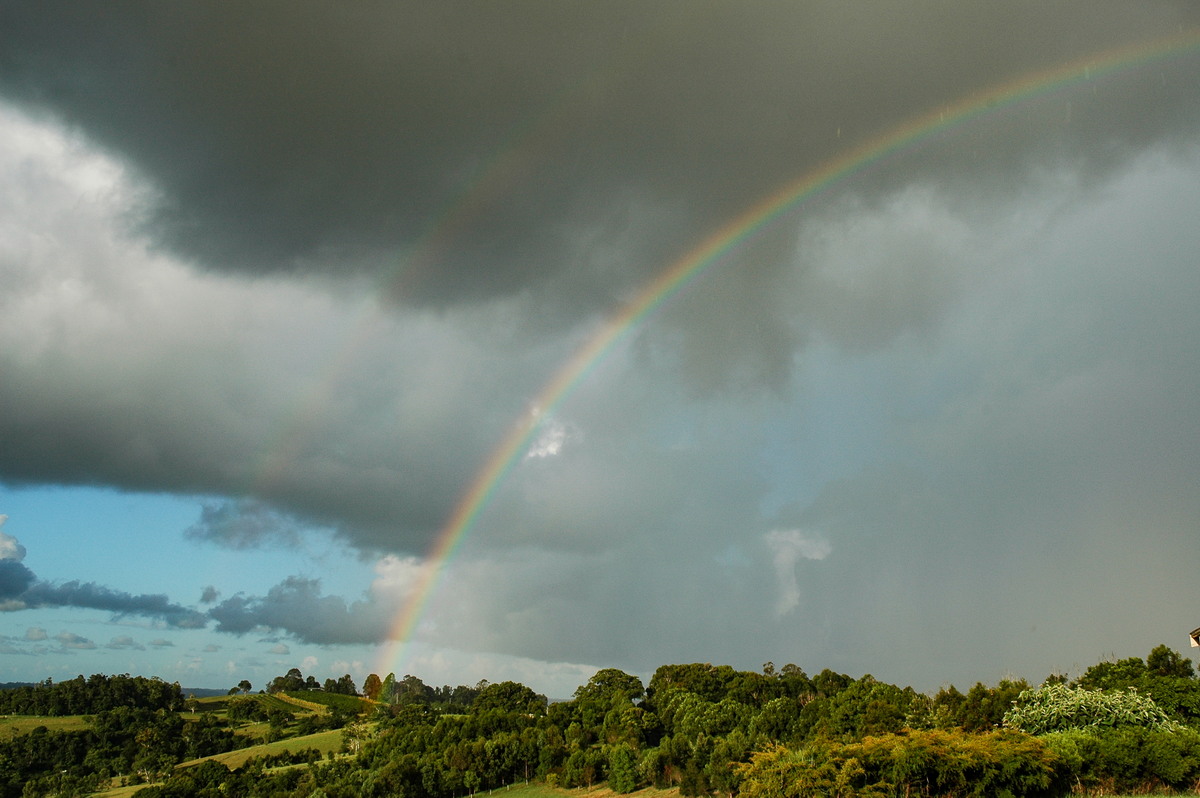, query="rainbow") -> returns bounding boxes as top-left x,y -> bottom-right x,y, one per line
375,28 -> 1200,675
247,69 -> 618,497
